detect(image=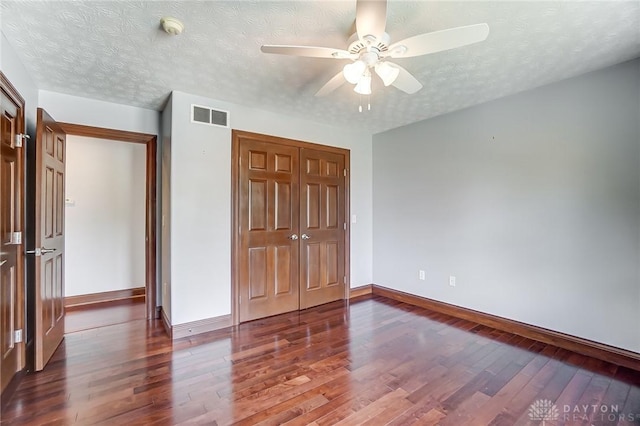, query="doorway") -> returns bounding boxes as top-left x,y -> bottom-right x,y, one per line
63,135 -> 146,328
25,116 -> 157,373
231,130 -> 350,324
57,123 -> 157,321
